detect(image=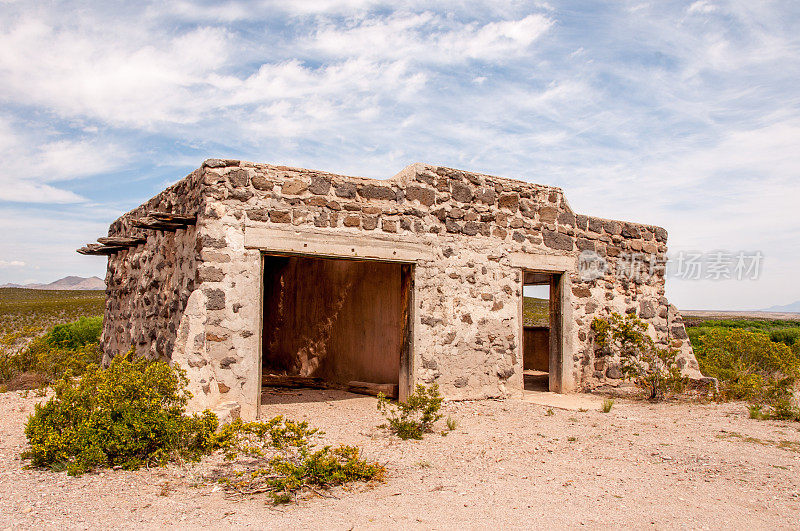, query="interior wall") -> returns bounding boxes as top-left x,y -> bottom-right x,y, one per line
262,255 -> 404,386
523,327 -> 550,371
